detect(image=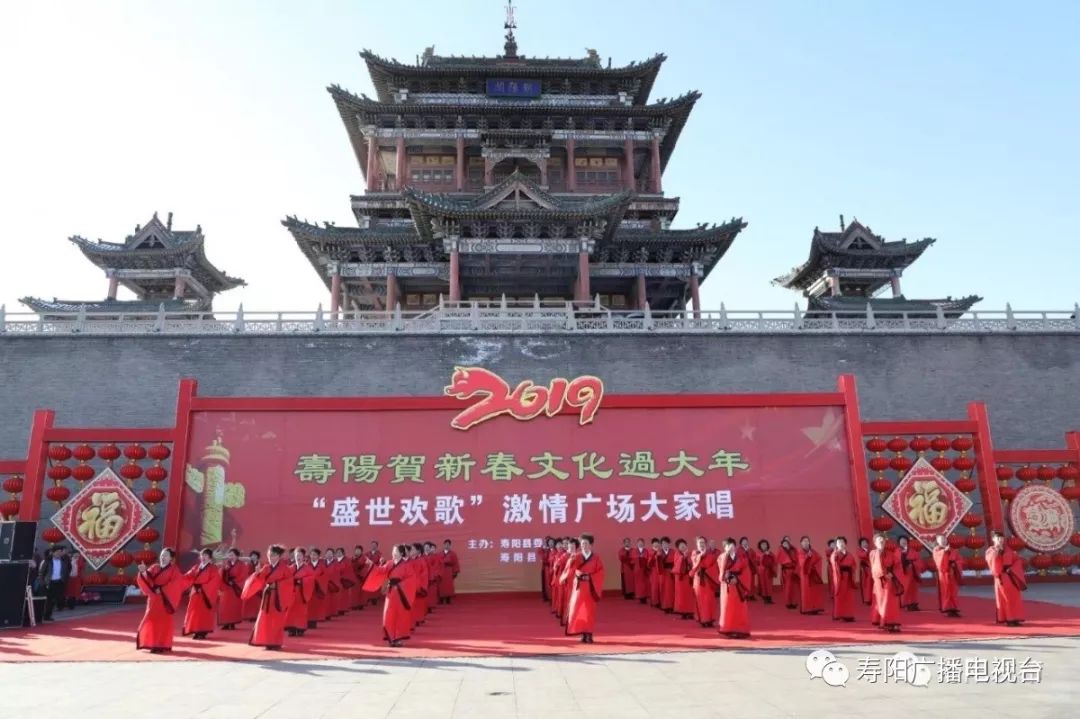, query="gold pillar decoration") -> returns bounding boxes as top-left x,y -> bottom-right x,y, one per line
184,435 -> 245,547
